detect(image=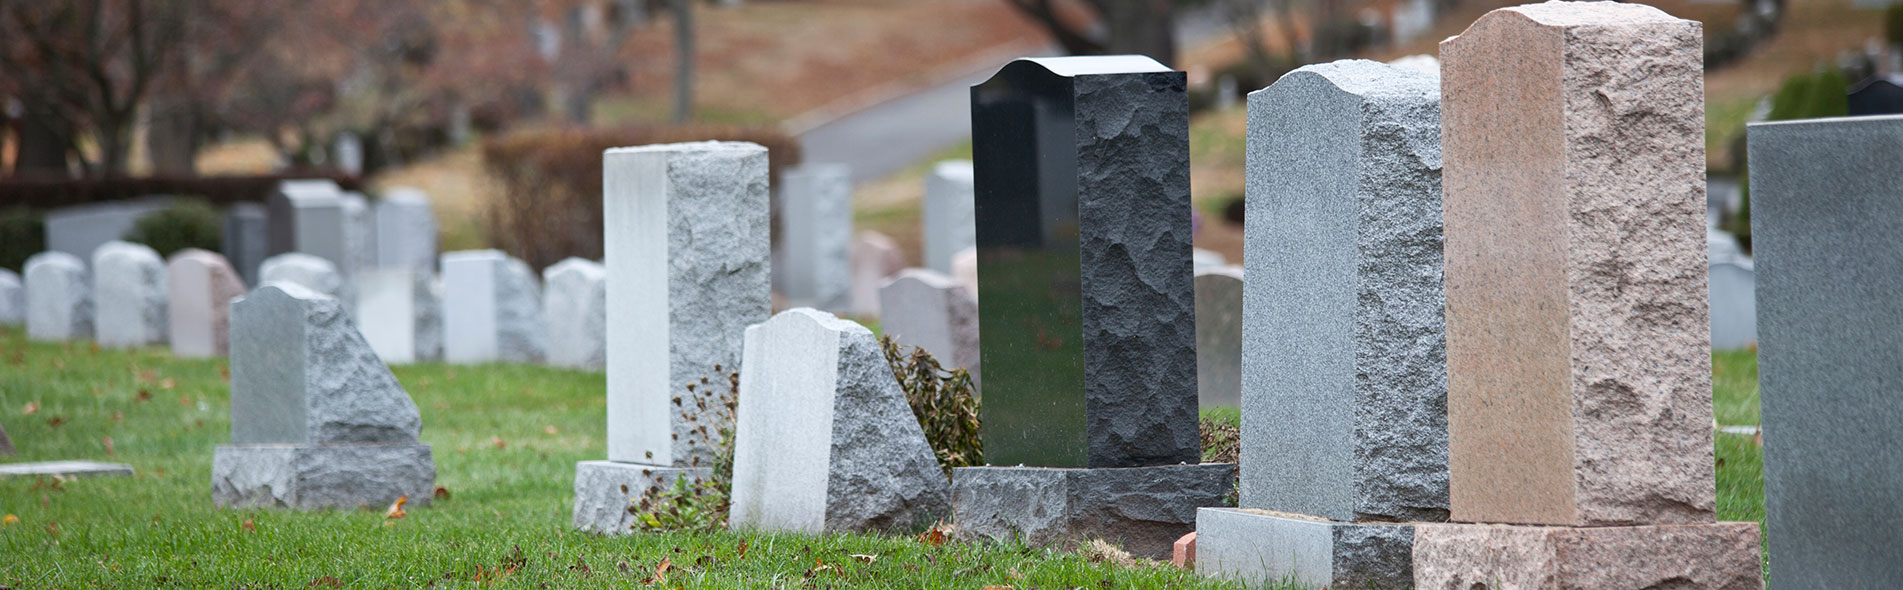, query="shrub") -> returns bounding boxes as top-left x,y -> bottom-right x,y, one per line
881,336 -> 982,476
122,199 -> 223,259
631,365 -> 739,532
480,125 -> 802,270
1888,4 -> 1903,48
1732,68 -> 1852,250
0,208 -> 44,273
